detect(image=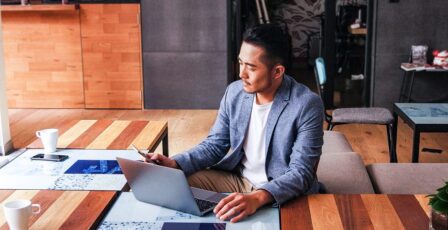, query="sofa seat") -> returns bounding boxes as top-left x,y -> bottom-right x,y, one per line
323,131 -> 353,154
367,163 -> 448,194
318,152 -> 374,194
